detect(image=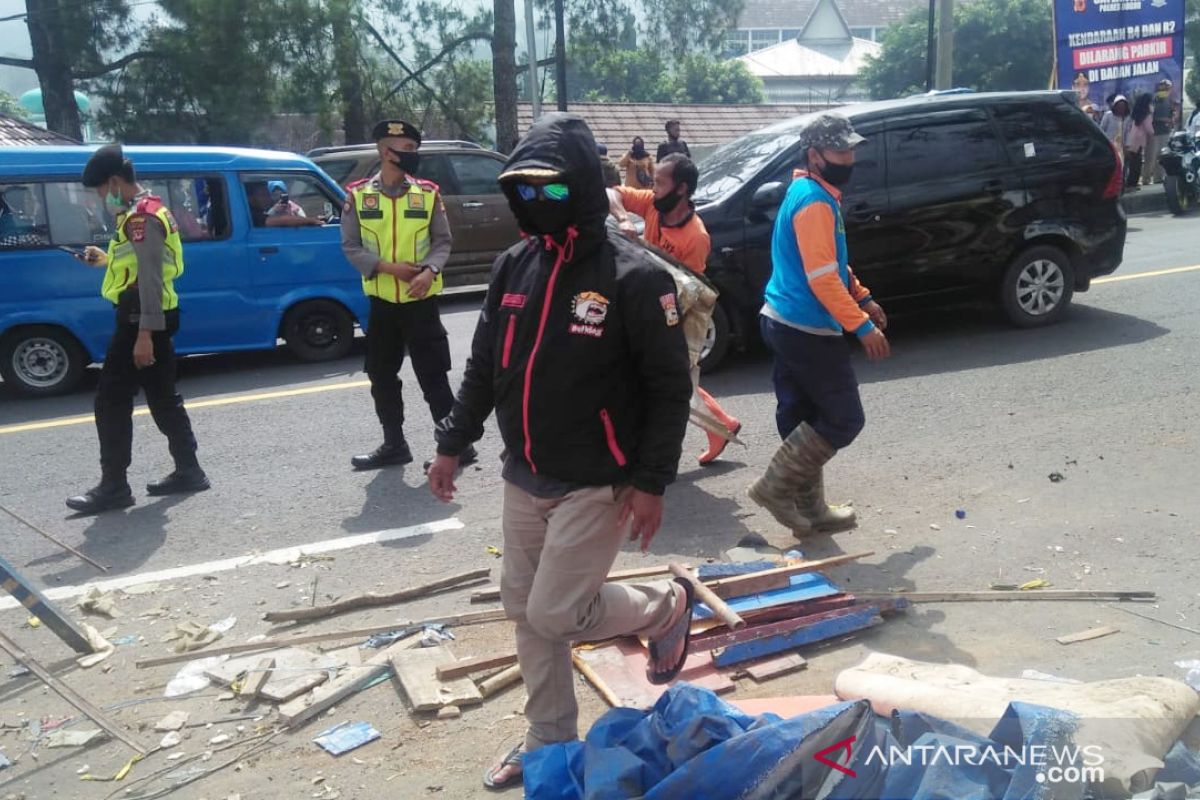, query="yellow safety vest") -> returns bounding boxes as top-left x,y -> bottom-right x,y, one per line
101,197 -> 184,310
353,179 -> 444,304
